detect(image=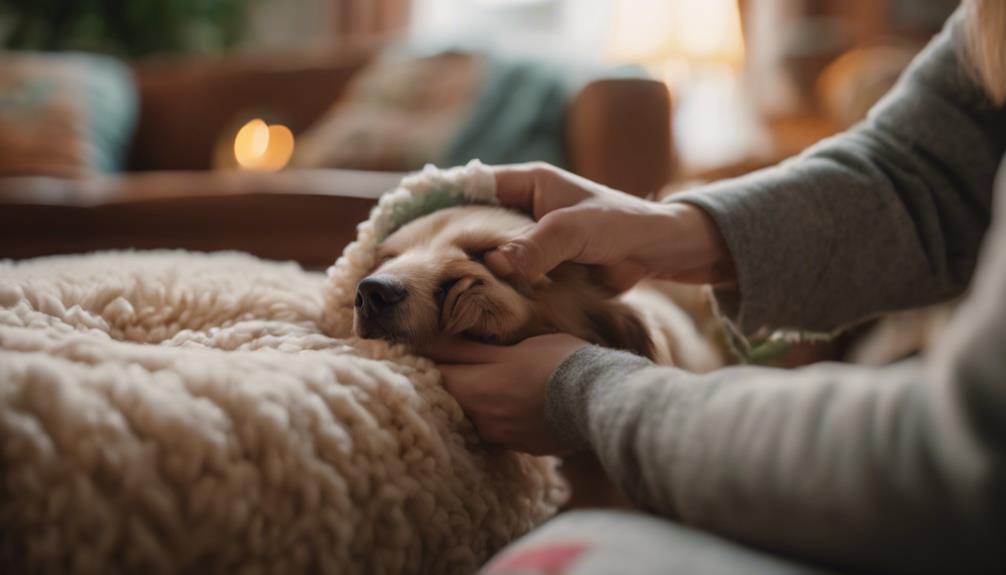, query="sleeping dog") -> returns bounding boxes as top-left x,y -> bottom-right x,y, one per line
353,205 -> 721,372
